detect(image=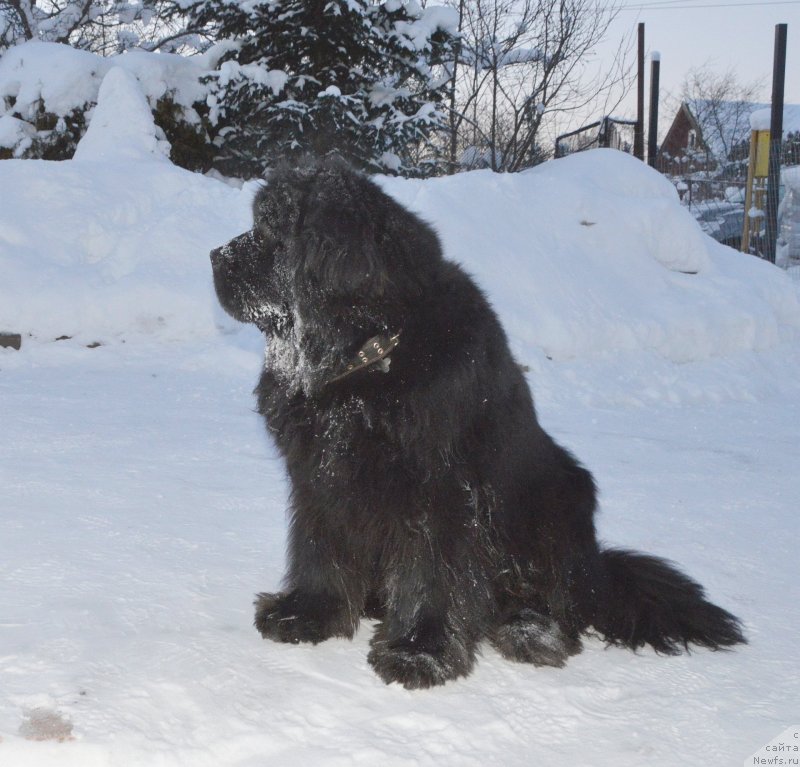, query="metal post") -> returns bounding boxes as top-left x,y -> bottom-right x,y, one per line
634,23 -> 645,161
765,23 -> 787,264
647,53 -> 660,168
